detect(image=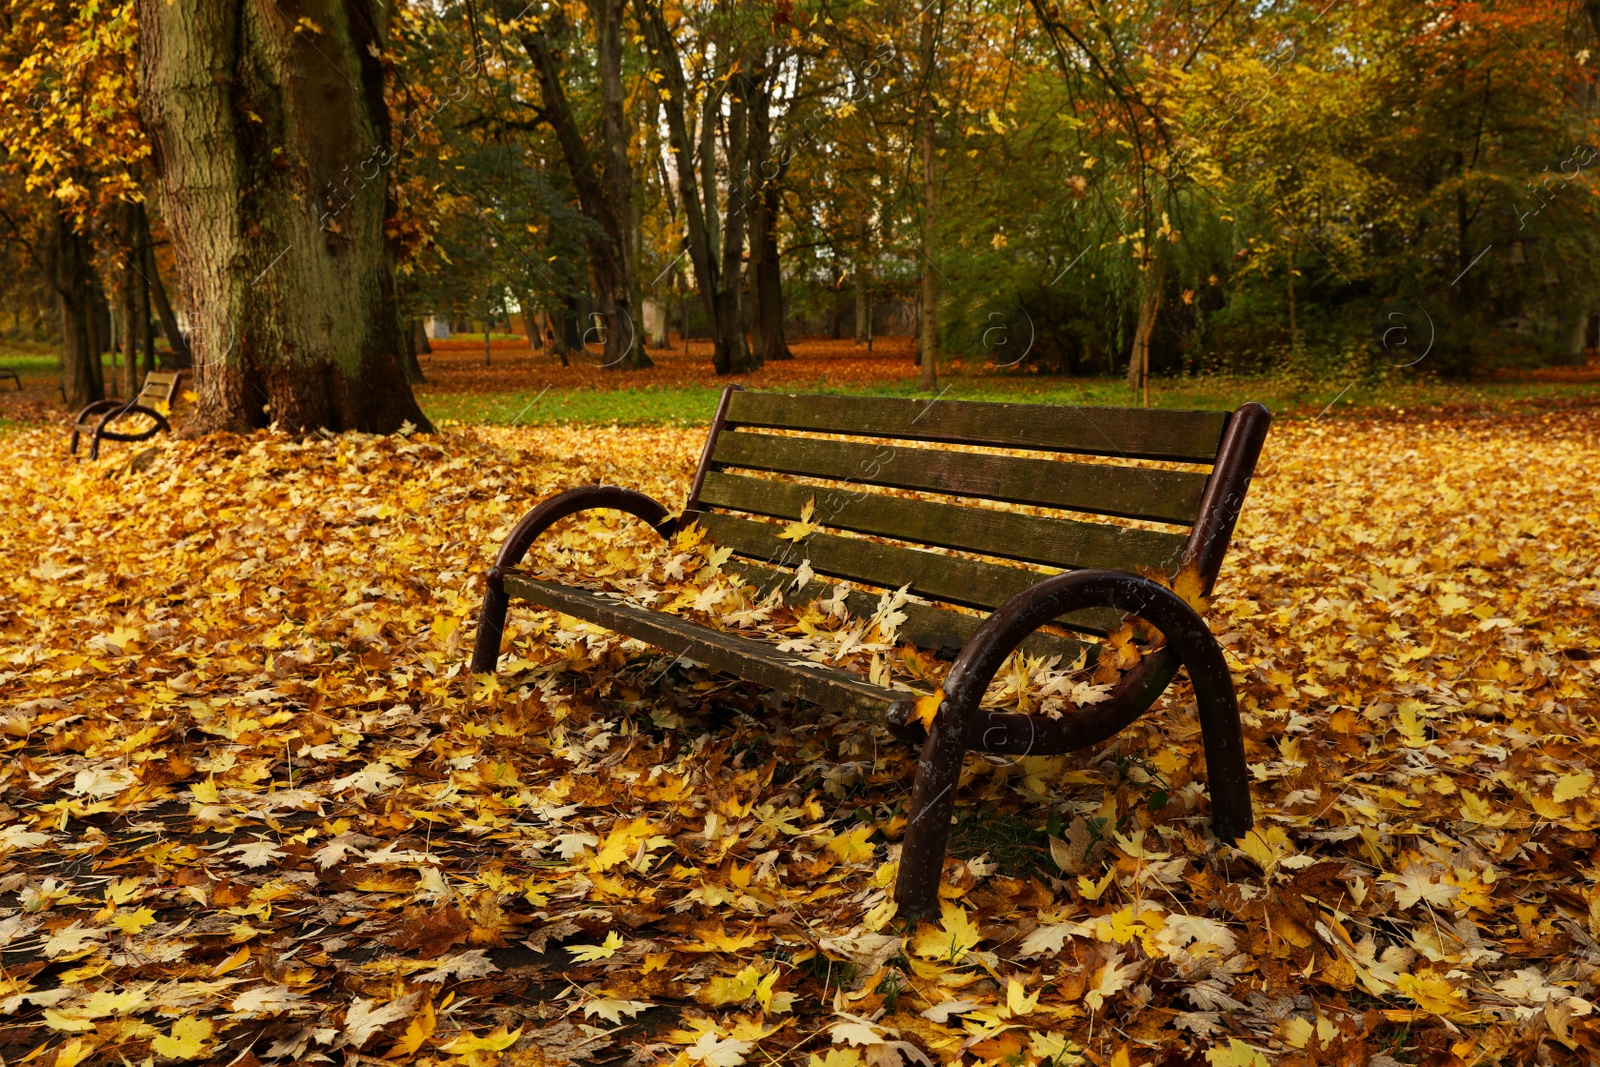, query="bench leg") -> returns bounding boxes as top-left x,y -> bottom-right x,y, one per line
892,570 -> 1253,920
471,570 -> 511,674
896,694 -> 977,918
